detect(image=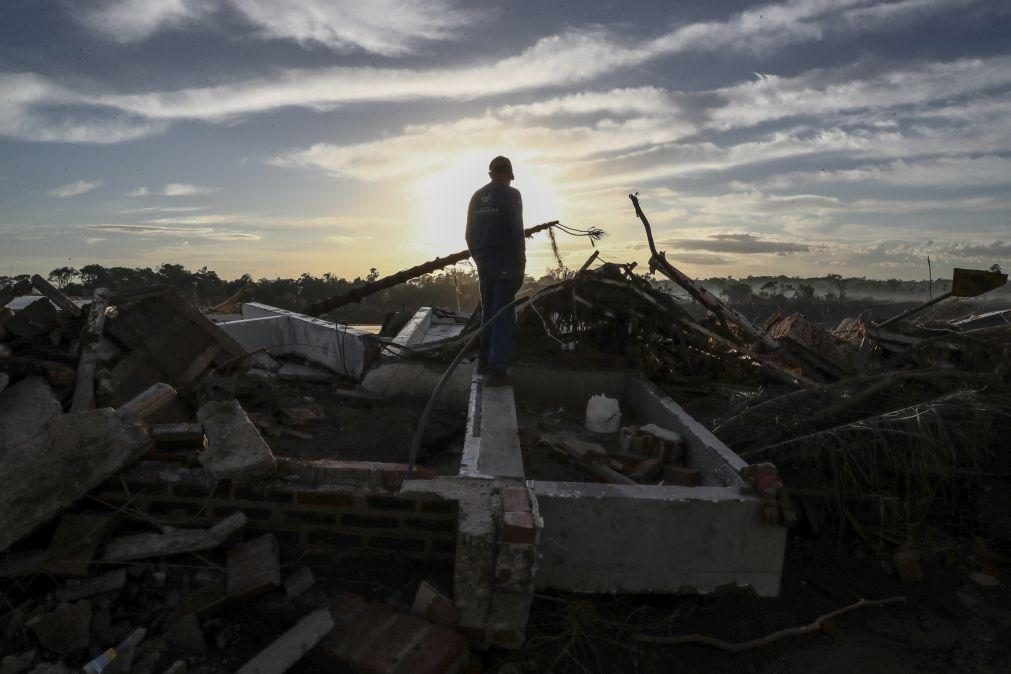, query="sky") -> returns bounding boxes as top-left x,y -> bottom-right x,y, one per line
1,0 -> 1010,282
